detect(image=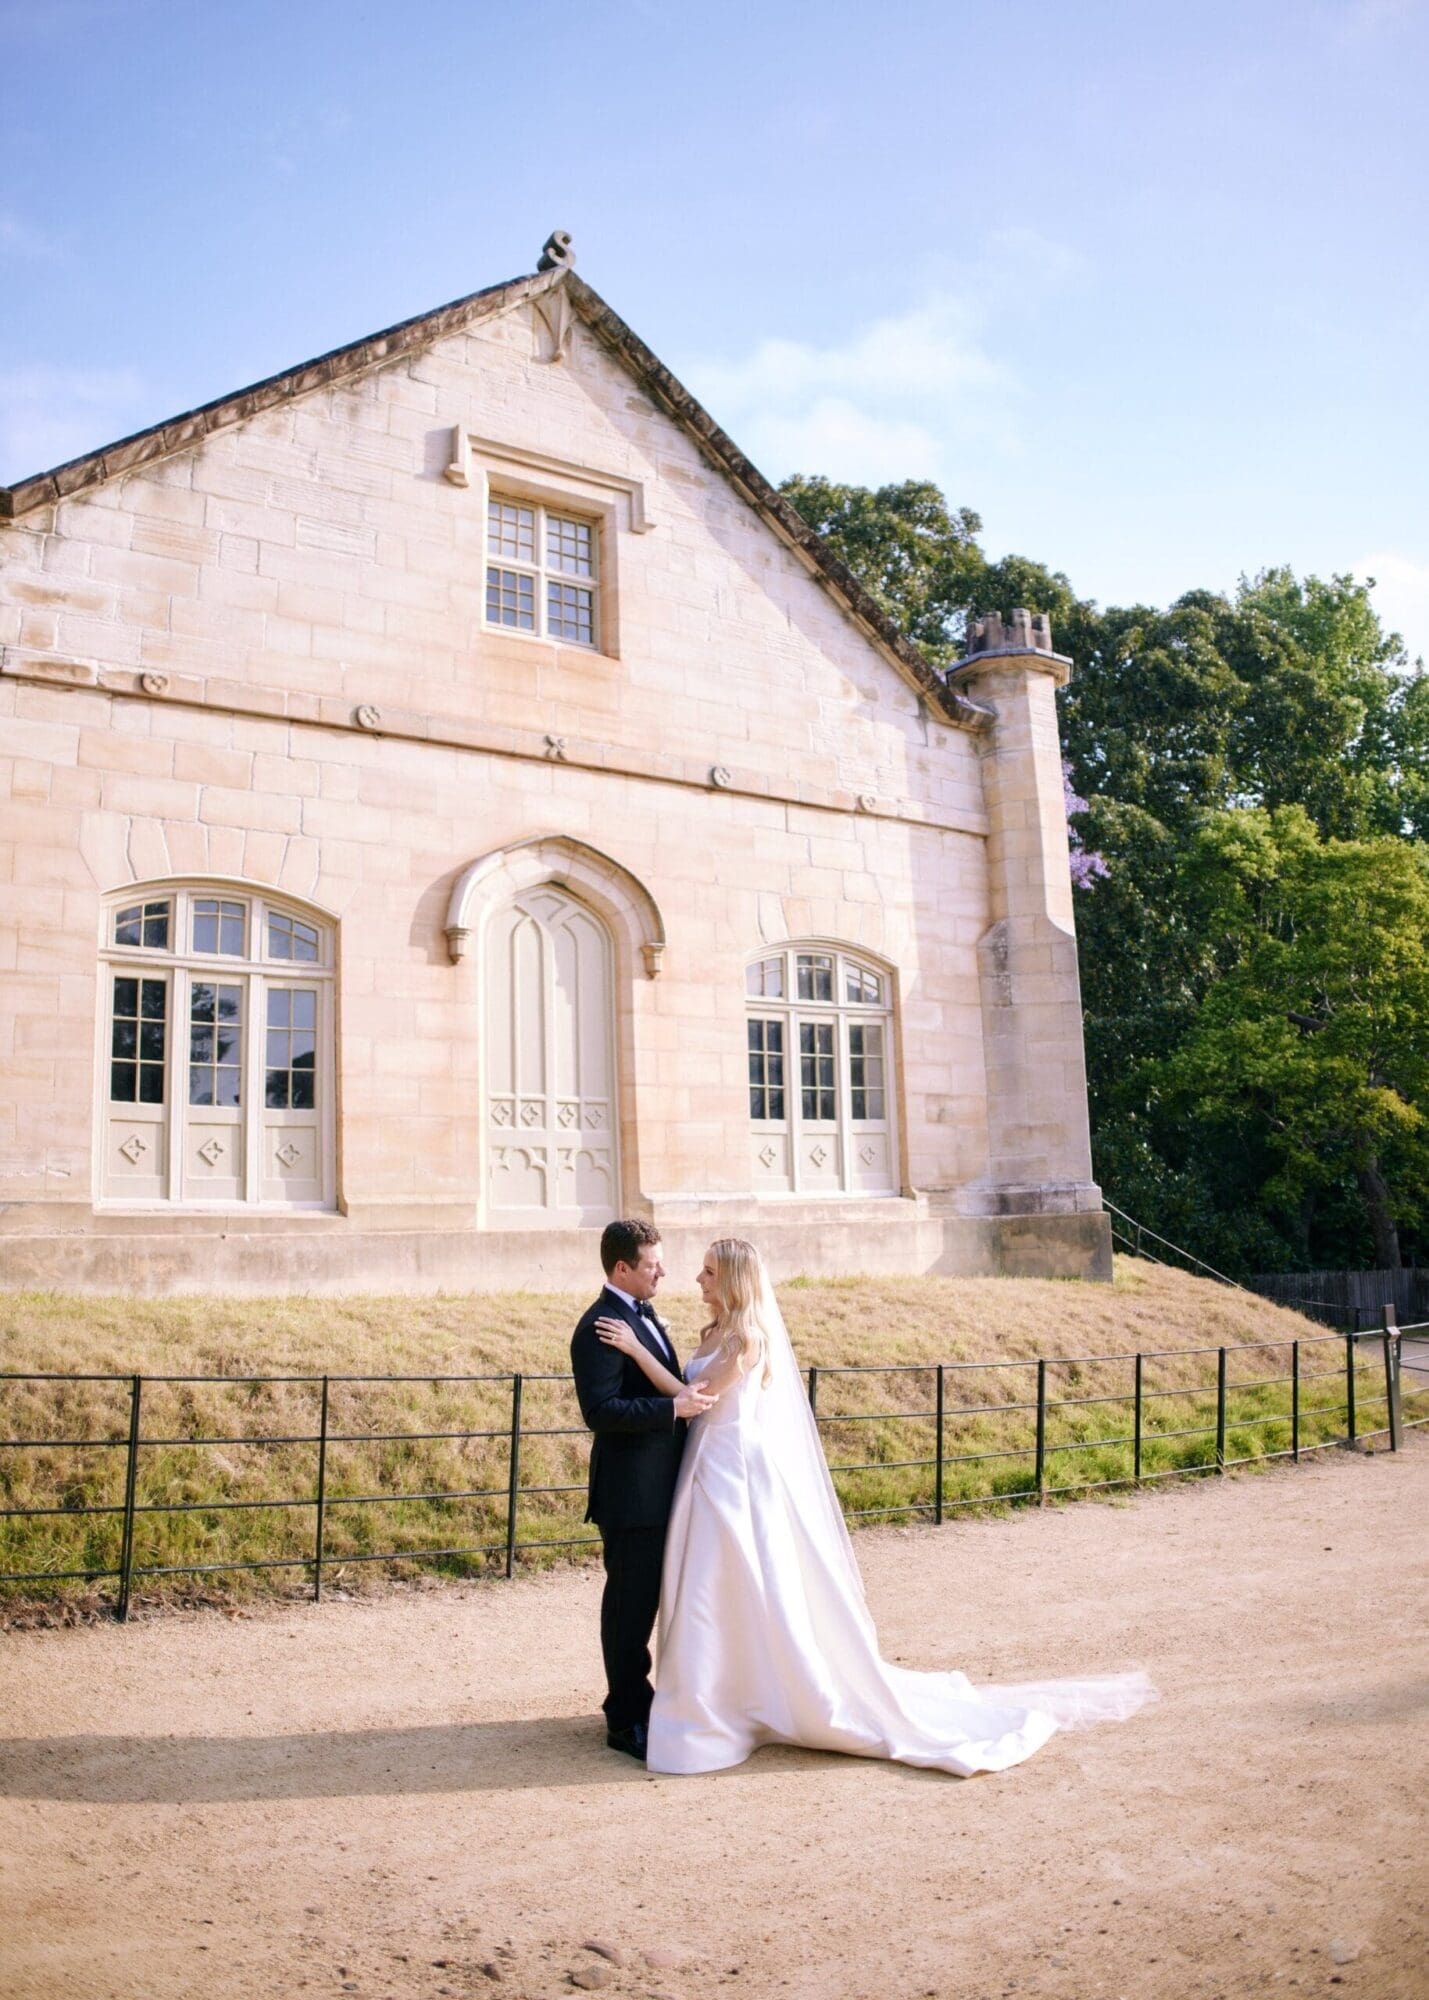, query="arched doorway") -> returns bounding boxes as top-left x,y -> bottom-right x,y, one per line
483,886 -> 619,1226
